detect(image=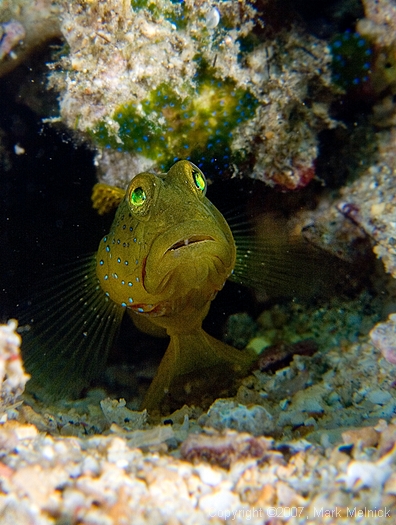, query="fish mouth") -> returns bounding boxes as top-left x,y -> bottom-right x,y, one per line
165,235 -> 215,253
144,221 -> 234,296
